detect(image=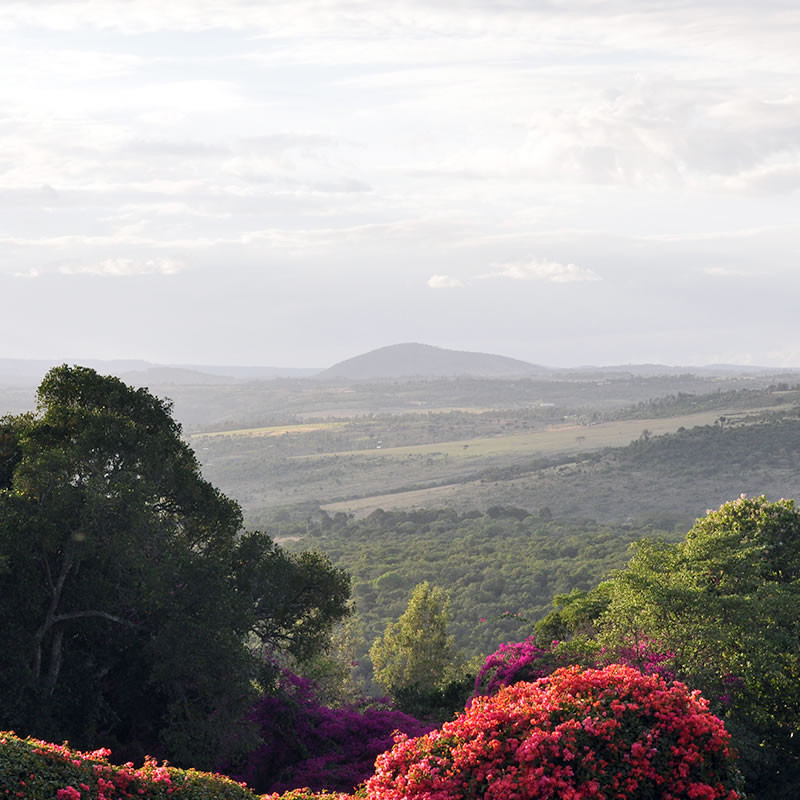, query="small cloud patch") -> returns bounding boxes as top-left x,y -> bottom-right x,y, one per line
11,268 -> 40,279
480,259 -> 599,283
427,274 -> 465,288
